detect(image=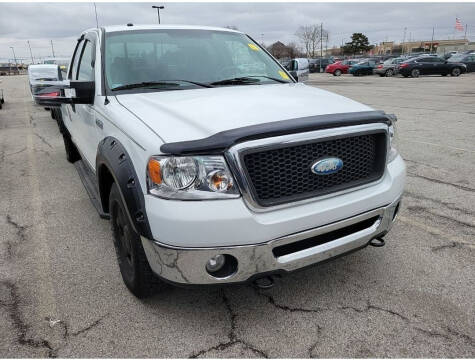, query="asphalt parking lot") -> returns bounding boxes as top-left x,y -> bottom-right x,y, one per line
1,73 -> 474,358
